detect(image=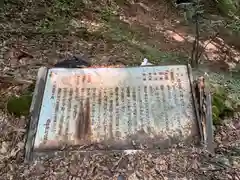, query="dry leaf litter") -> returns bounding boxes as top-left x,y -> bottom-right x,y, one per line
0,109 -> 239,180
0,1 -> 240,179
